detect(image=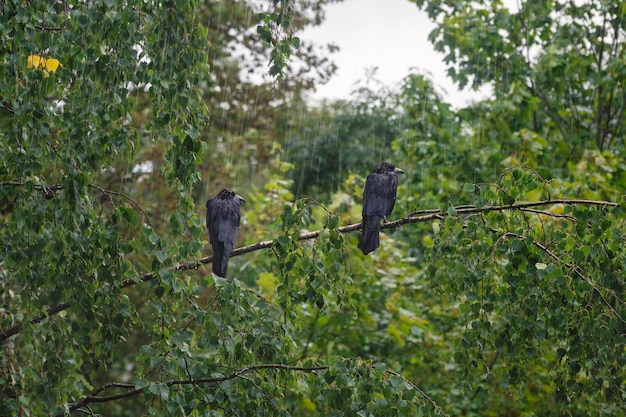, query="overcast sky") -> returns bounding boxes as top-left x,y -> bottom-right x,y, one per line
300,0 -> 491,107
